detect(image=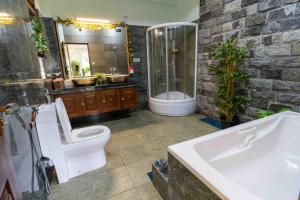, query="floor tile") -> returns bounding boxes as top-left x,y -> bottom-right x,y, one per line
137,182 -> 162,200
92,166 -> 134,199
50,110 -> 217,200
105,140 -> 124,169
106,188 -> 140,200
118,144 -> 154,165
126,159 -> 153,186
112,129 -> 148,149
